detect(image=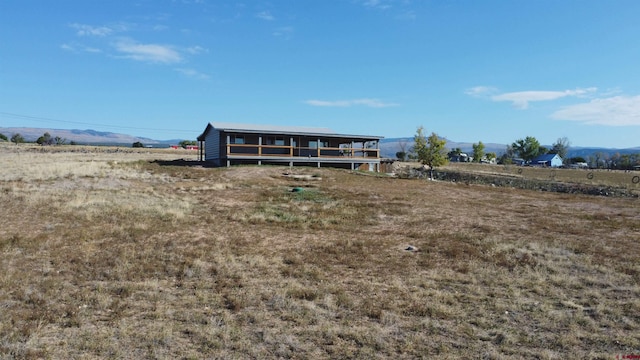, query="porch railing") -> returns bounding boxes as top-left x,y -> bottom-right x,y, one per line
225,144 -> 379,158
